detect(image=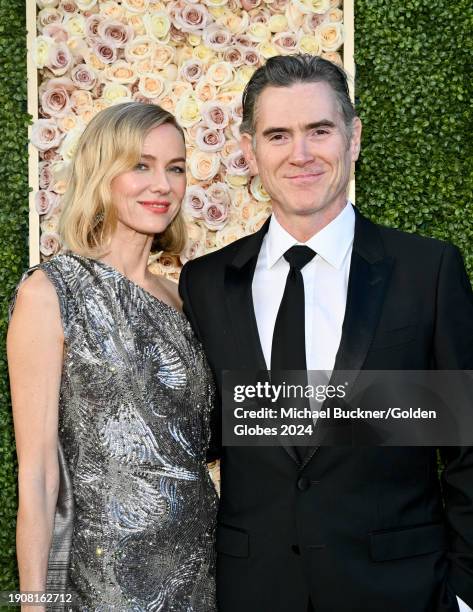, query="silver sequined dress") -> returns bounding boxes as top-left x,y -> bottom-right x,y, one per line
15,253 -> 218,611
